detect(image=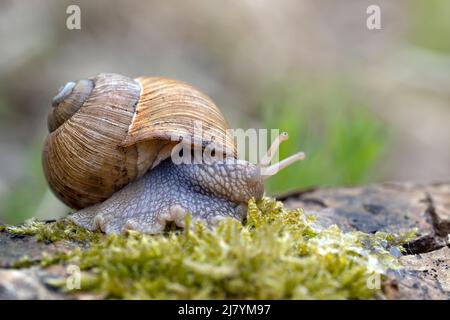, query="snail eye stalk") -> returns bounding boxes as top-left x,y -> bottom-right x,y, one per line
259,131 -> 305,177
260,131 -> 289,166
261,151 -> 305,177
